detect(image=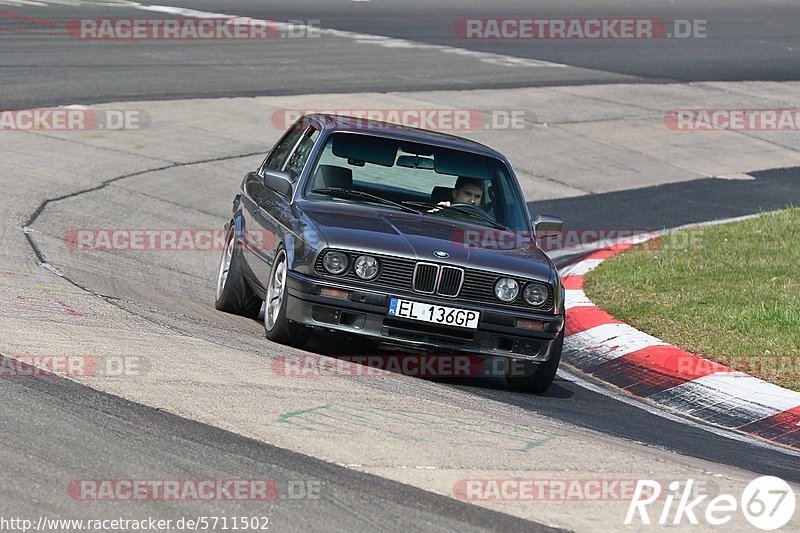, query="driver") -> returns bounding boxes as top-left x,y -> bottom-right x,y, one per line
440,176 -> 484,207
